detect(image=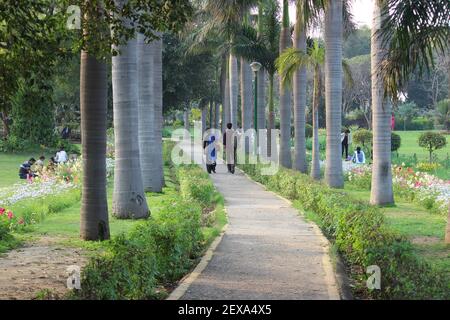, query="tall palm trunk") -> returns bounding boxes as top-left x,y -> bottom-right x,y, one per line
279,0 -> 292,168
201,101 -> 207,134
257,1 -> 266,131
80,51 -> 110,240
112,25 -> 149,219
267,73 -> 275,156
446,203 -> 450,244
137,34 -> 159,193
229,54 -> 239,128
293,19 -> 308,173
324,0 -> 344,188
370,0 -> 394,205
241,58 -> 253,131
153,36 -> 165,189
257,71 -> 266,130
215,101 -> 220,129
311,65 -> 321,180
224,59 -> 231,129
